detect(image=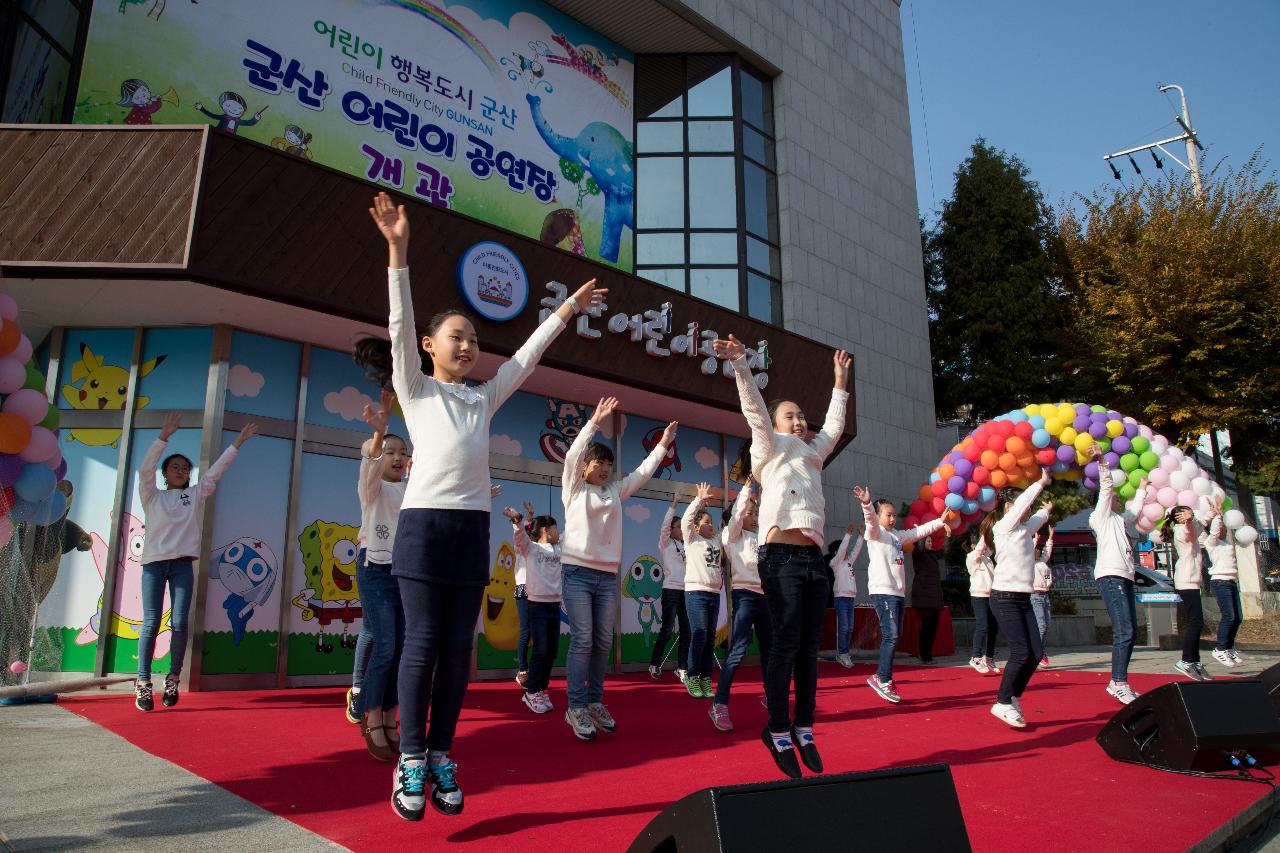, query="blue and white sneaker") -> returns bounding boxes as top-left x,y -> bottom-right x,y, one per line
427,758 -> 464,815
392,754 -> 426,821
